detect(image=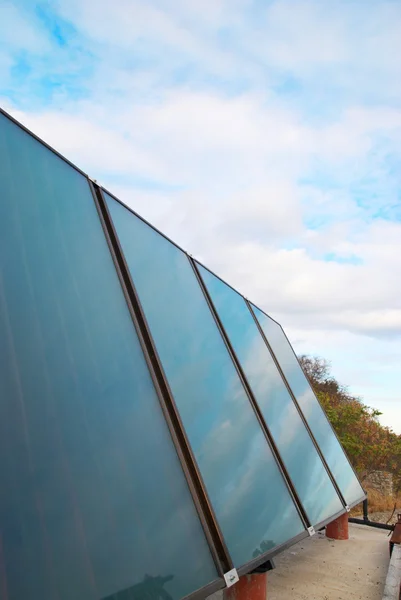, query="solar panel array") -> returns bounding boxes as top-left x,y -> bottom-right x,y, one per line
0,108 -> 365,600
